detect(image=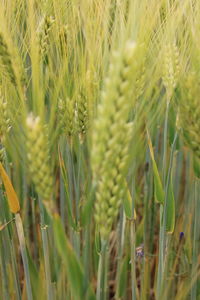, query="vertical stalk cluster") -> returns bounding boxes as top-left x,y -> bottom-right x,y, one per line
58,93 -> 89,144
0,162 -> 33,300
